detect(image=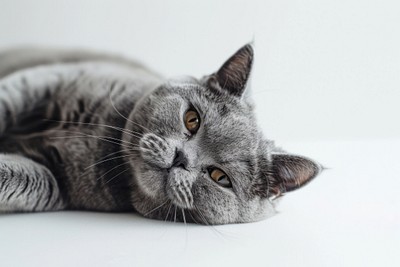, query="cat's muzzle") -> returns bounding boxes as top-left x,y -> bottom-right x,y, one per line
166,167 -> 195,209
